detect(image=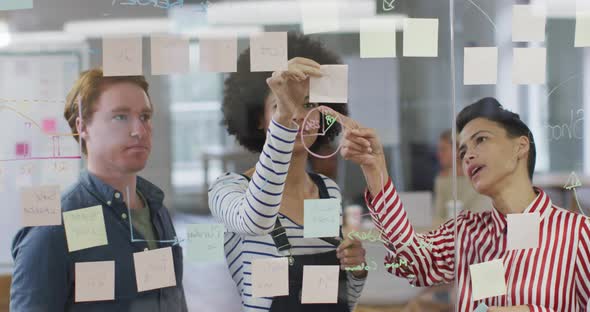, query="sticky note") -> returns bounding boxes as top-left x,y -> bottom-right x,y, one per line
512,47 -> 546,85
21,185 -> 61,227
309,65 -> 348,104
464,47 -> 498,85
75,261 -> 115,302
575,8 -> 590,47
134,247 -> 177,292
301,265 -> 339,304
469,259 -> 507,301
512,5 -> 546,42
299,0 -> 339,34
150,35 -> 190,75
474,303 -> 488,312
15,142 -> 30,157
403,18 -> 439,57
0,0 -> 33,10
360,18 -> 397,58
63,205 -> 108,252
304,198 -> 341,238
251,257 -> 289,298
249,32 -> 288,72
199,37 -> 237,72
507,212 -> 540,250
186,224 -> 225,263
103,37 -> 143,77
41,118 -> 57,133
